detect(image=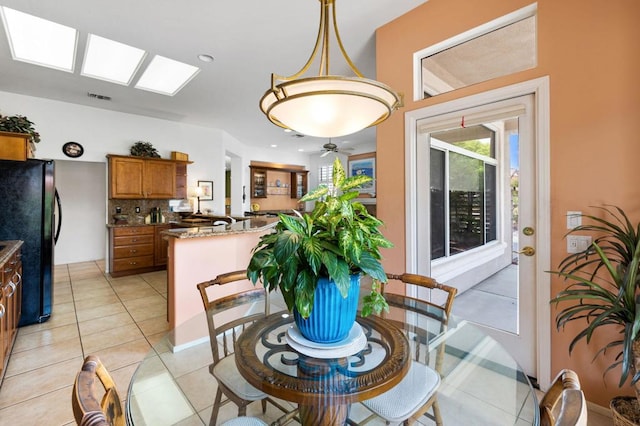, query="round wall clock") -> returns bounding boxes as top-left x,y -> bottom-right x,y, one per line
62,142 -> 84,158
